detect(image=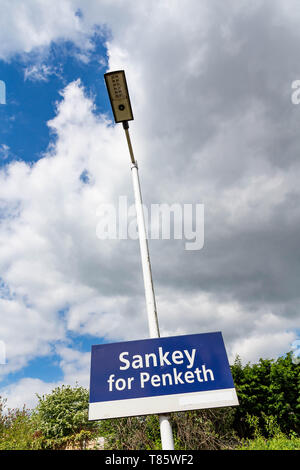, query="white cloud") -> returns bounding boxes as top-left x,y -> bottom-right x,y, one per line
56,346 -> 90,387
24,64 -> 60,82
0,0 -> 88,60
1,378 -> 58,410
230,331 -> 297,365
